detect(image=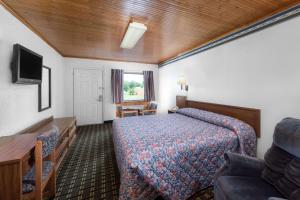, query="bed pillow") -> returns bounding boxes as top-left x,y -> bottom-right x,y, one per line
176,107 -> 257,156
